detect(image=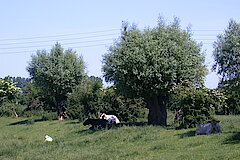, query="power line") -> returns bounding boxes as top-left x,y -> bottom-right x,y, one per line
192,30 -> 223,32
0,29 -> 221,42
195,39 -> 216,40
193,34 -> 218,35
0,36 -> 215,49
0,38 -> 217,53
0,38 -> 115,50
0,28 -> 223,55
0,33 -> 119,46
0,43 -> 113,55
0,29 -> 120,41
